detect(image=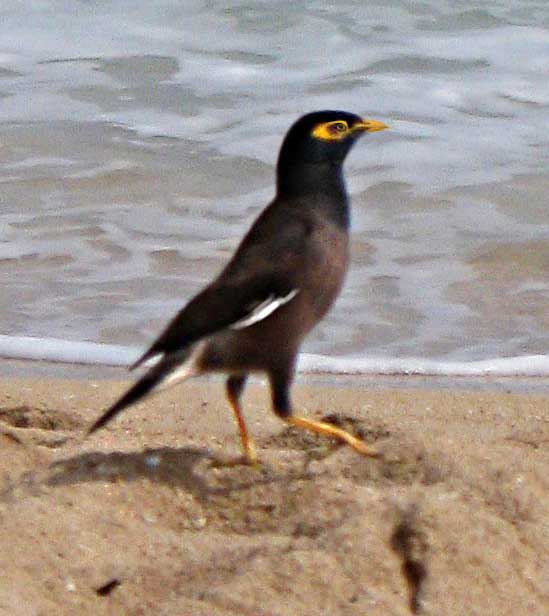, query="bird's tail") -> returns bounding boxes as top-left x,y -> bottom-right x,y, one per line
86,347 -> 200,436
